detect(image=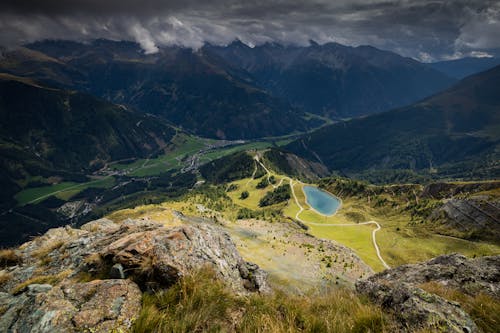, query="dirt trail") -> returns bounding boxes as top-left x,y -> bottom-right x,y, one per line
289,179 -> 390,270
